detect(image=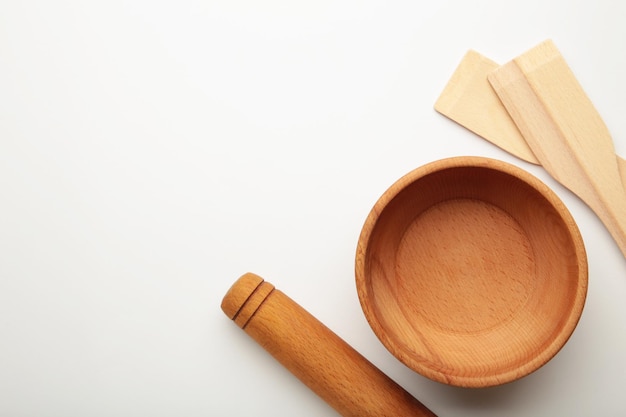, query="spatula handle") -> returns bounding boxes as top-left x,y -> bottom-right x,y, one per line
221,273 -> 437,417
